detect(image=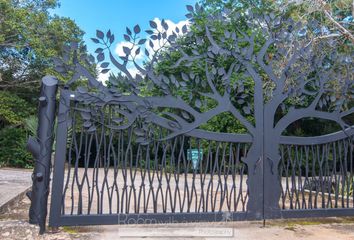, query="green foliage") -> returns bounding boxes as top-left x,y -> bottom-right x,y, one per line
0,0 -> 85,92
0,0 -> 92,168
283,118 -> 341,136
23,115 -> 38,136
336,176 -> 353,197
0,127 -> 33,168
199,111 -> 249,133
23,115 -> 71,150
0,91 -> 34,126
